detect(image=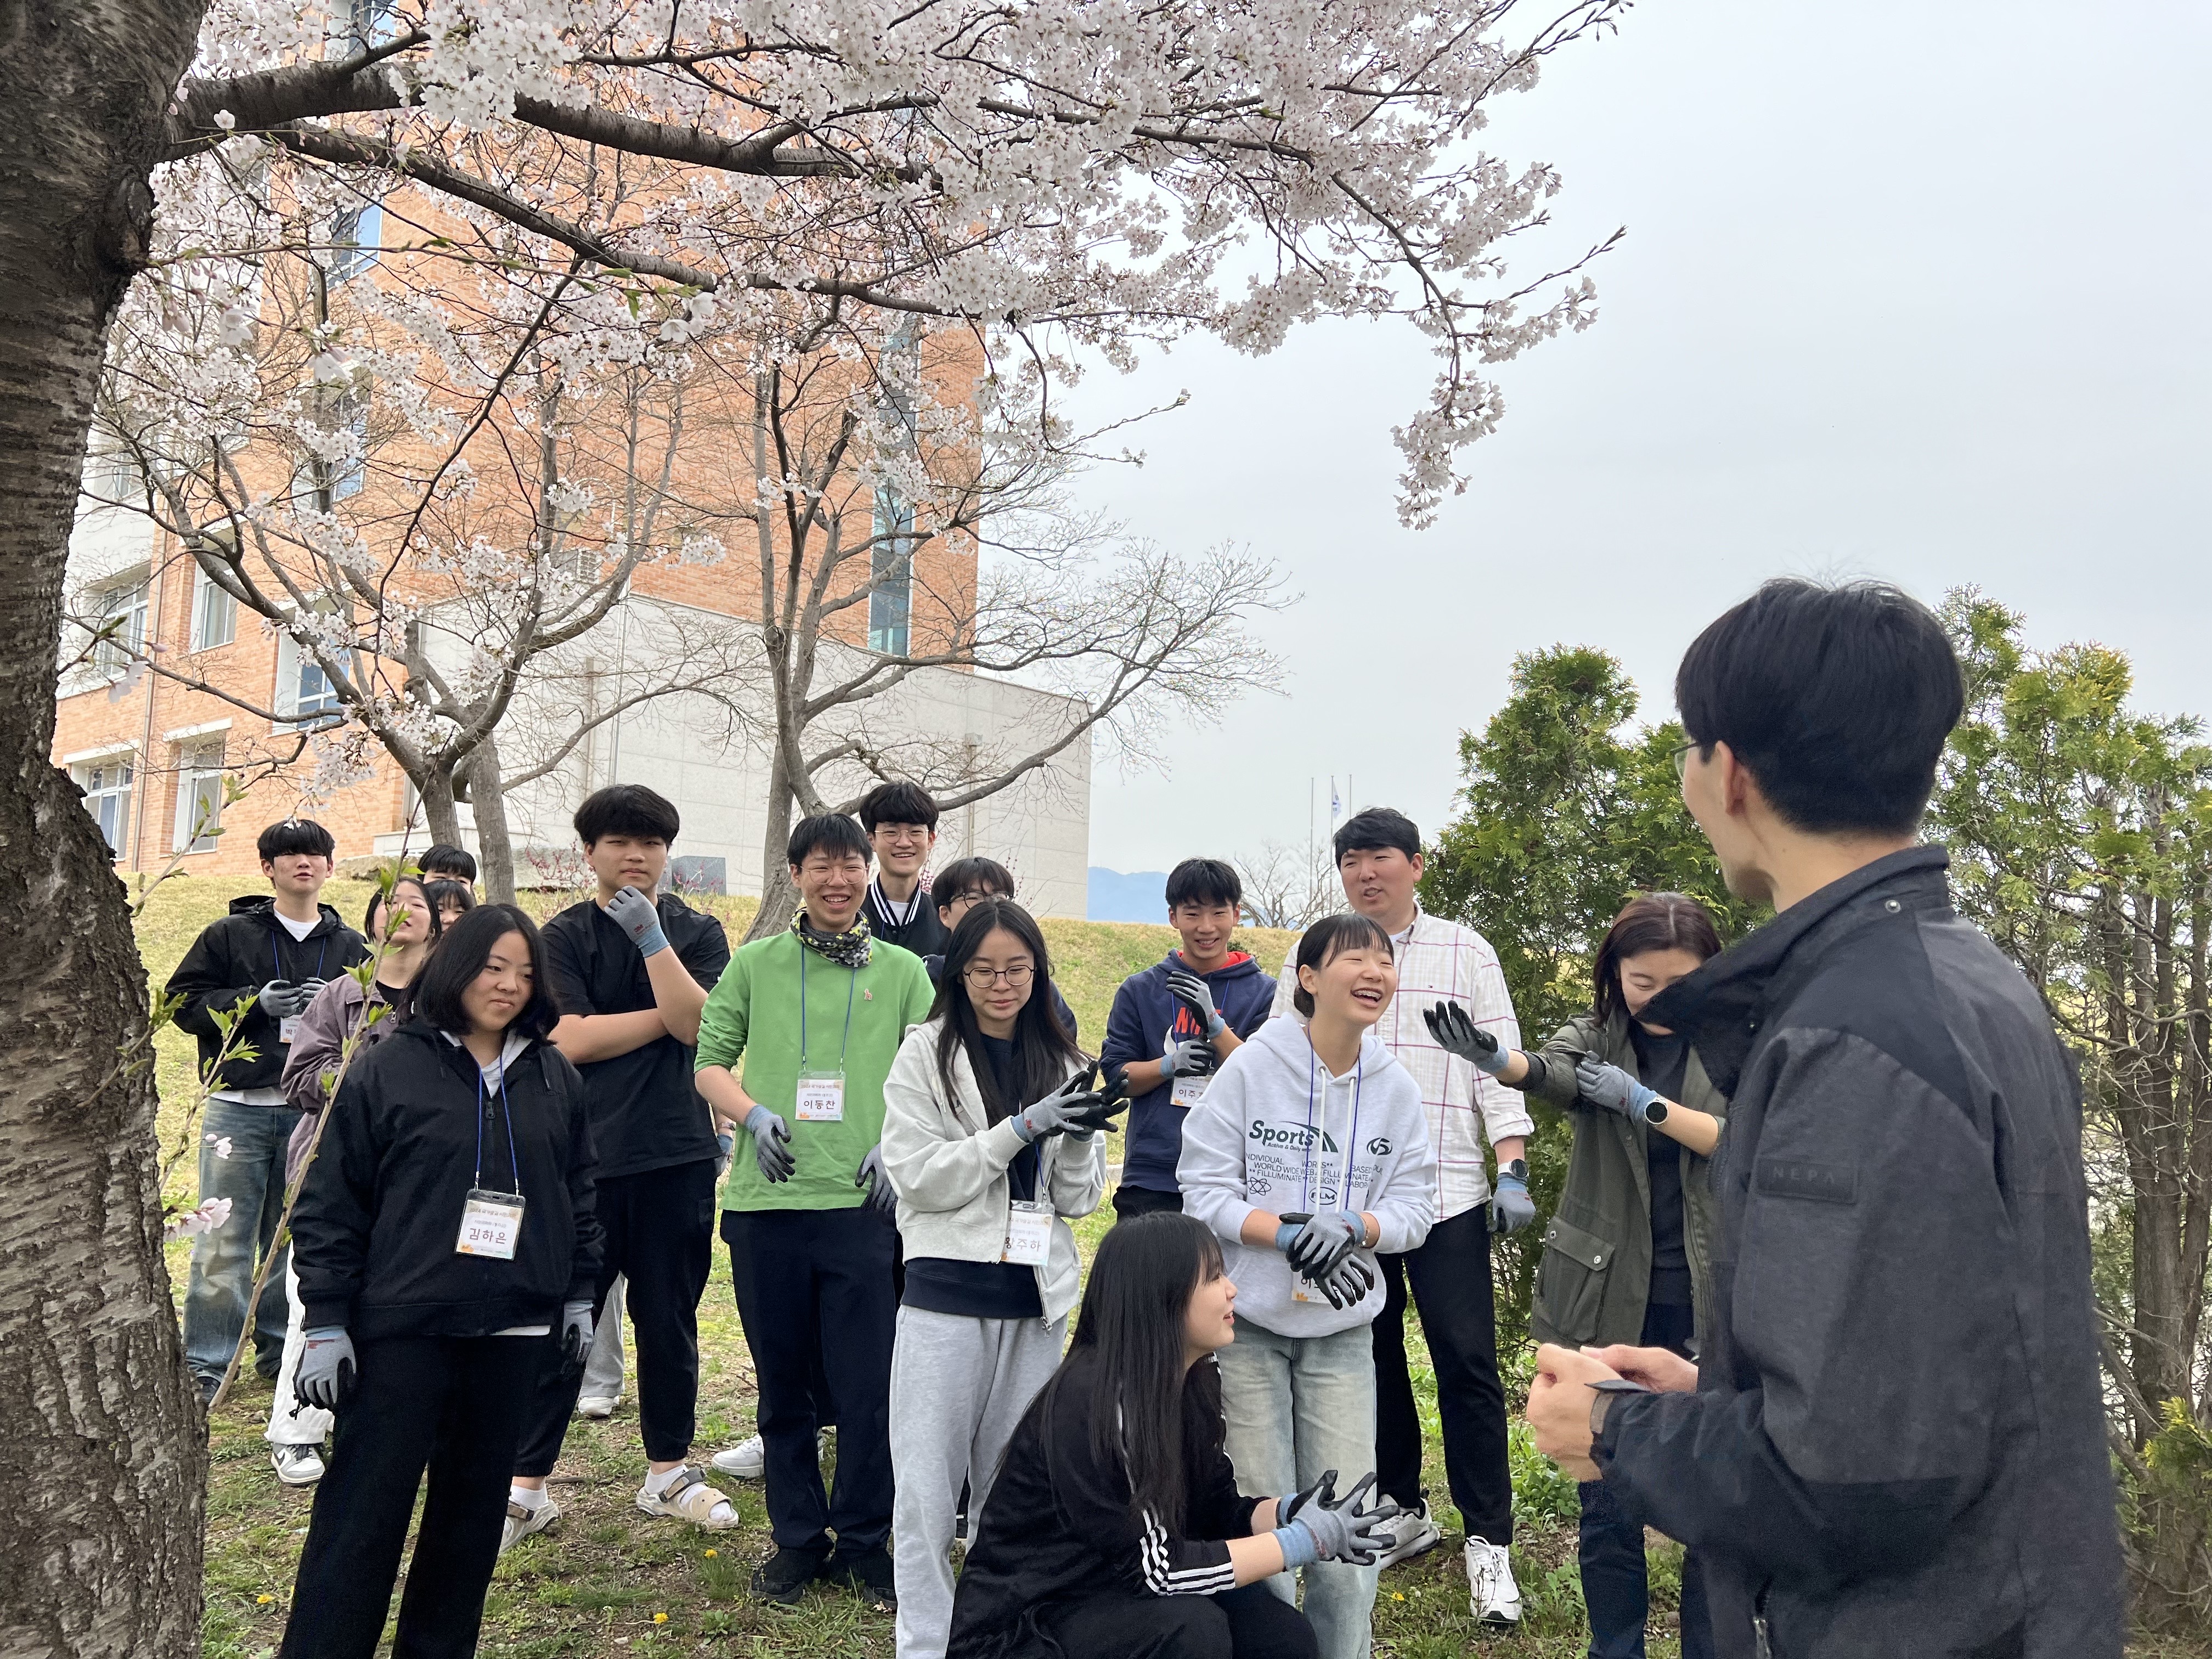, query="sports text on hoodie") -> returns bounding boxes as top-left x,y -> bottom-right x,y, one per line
166,896 -> 370,1096
1177,1018 -> 1437,1338
1102,951 -> 1278,1195
290,1022 -> 601,1340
